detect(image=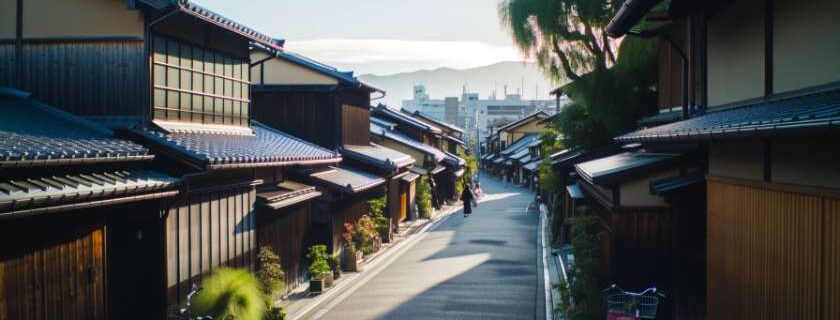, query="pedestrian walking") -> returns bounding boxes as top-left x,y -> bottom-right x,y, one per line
461,182 -> 476,217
